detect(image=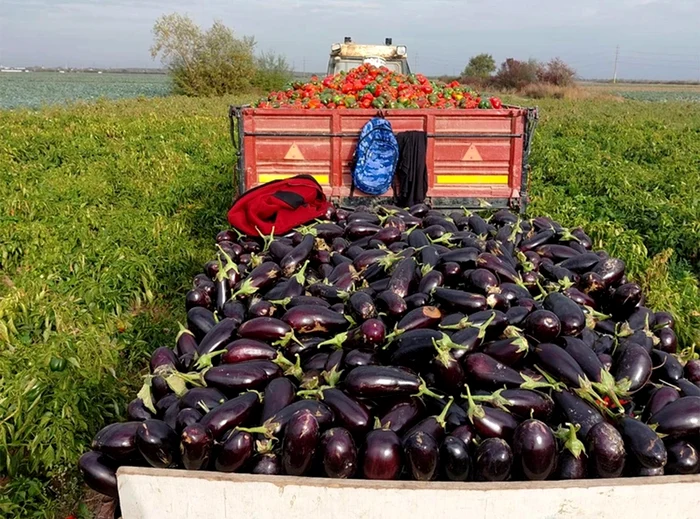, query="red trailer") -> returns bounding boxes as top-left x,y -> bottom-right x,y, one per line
229,106 -> 537,211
